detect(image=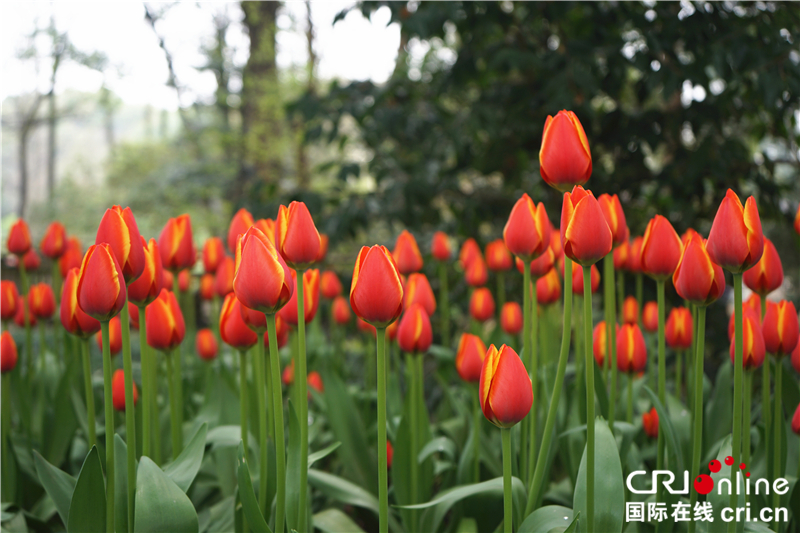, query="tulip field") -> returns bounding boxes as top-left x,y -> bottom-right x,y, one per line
3,108 -> 800,533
